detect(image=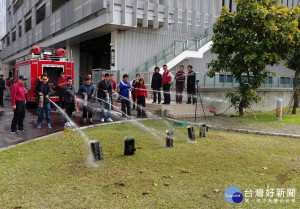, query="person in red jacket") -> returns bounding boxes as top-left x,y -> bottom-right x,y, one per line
135,78 -> 148,118
10,75 -> 28,135
57,72 -> 67,108
162,65 -> 175,105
